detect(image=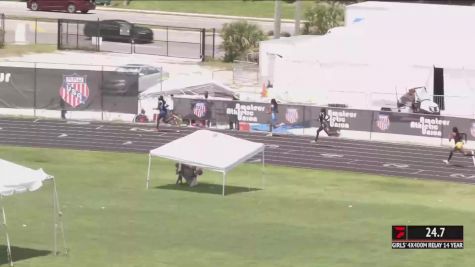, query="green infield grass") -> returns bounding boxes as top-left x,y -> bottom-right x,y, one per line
0,145 -> 474,266
109,0 -> 314,20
